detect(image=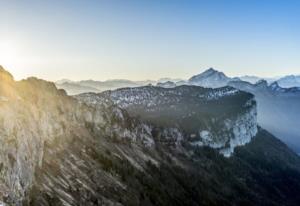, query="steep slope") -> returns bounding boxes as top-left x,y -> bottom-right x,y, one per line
1,67 -> 300,205
0,74 -> 76,203
186,69 -> 300,154
29,127 -> 300,206
0,68 -> 157,205
91,85 -> 257,157
228,80 -> 300,153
